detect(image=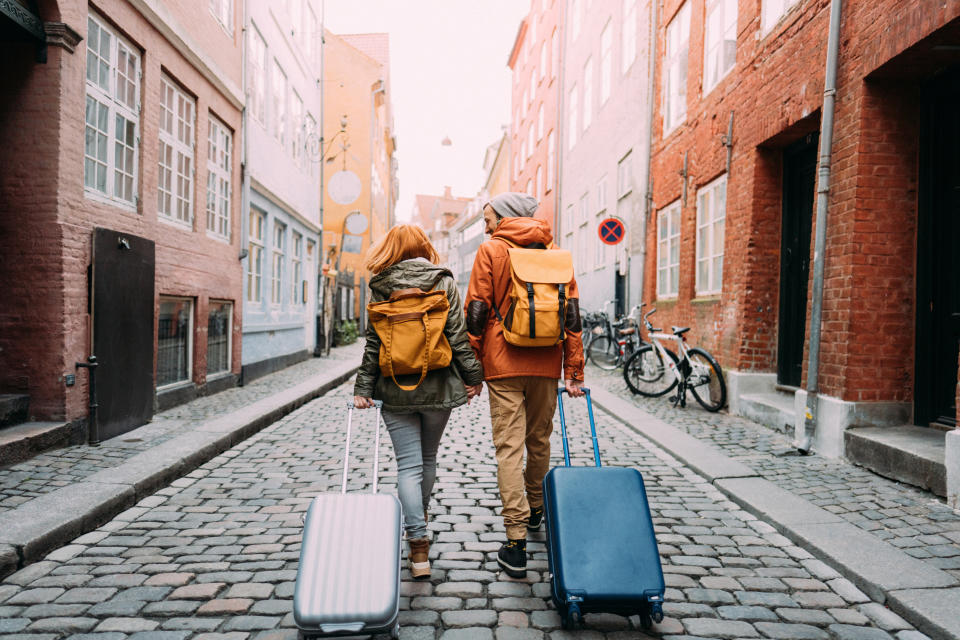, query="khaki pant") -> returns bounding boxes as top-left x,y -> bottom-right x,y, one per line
487,376 -> 558,540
